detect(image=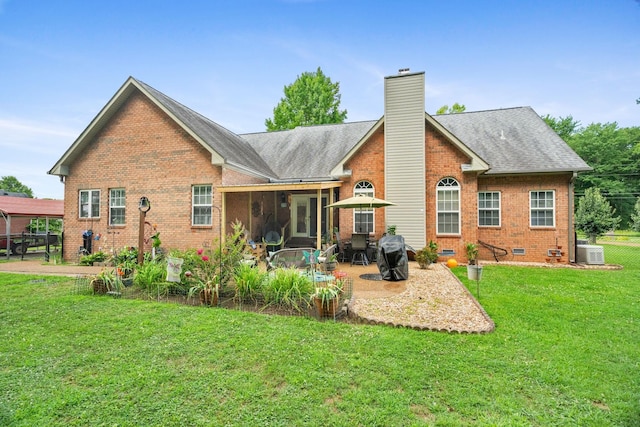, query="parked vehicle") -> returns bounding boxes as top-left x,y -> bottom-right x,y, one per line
0,234 -> 59,255
0,237 -> 19,255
